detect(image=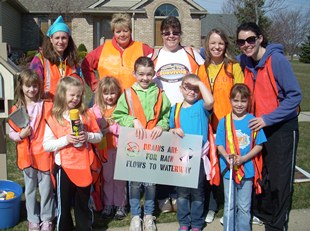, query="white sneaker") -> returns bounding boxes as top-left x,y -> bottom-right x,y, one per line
220,216 -> 223,225
205,210 -> 215,223
143,215 -> 157,231
129,216 -> 142,231
252,216 -> 264,225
